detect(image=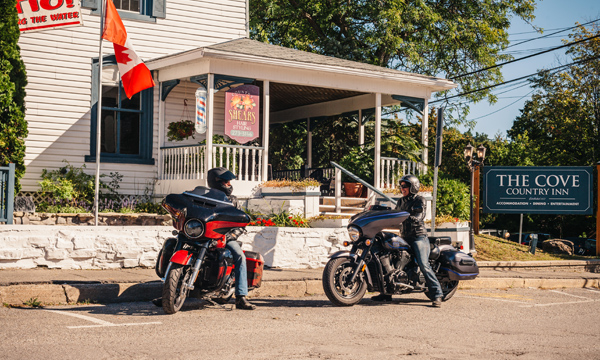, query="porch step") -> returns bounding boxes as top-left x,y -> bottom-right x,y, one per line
318,212 -> 354,218
320,196 -> 368,207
